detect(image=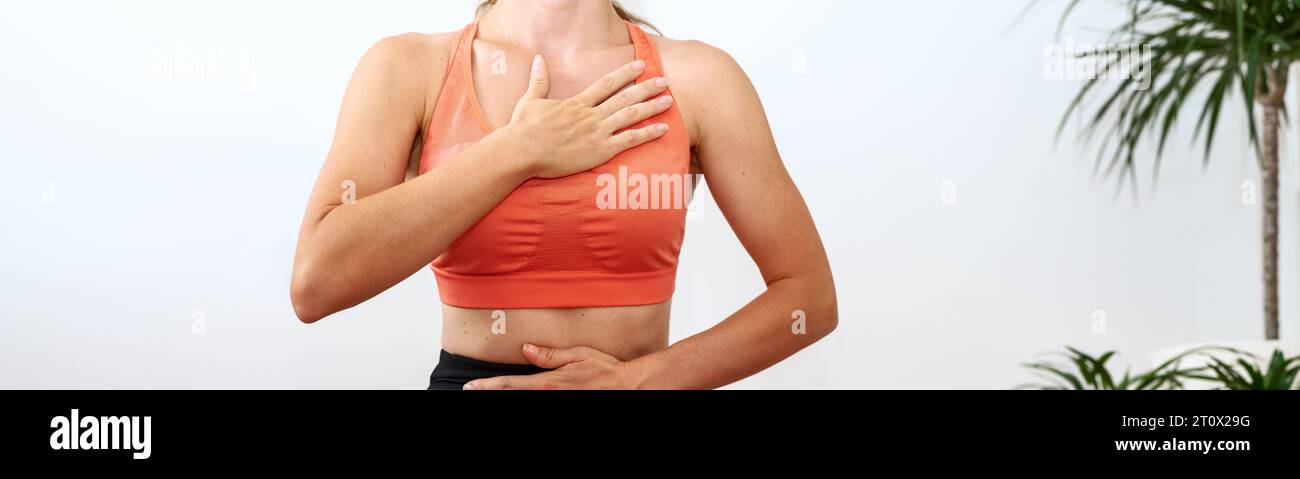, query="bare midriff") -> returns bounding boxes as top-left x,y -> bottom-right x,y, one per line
440,301 -> 671,365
